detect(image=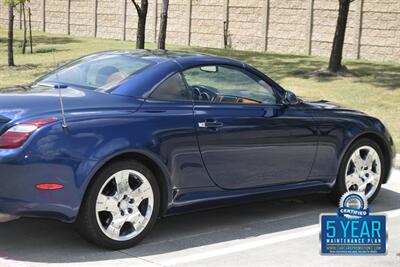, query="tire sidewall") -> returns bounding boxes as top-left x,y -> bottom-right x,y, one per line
78,160 -> 160,249
336,138 -> 384,203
